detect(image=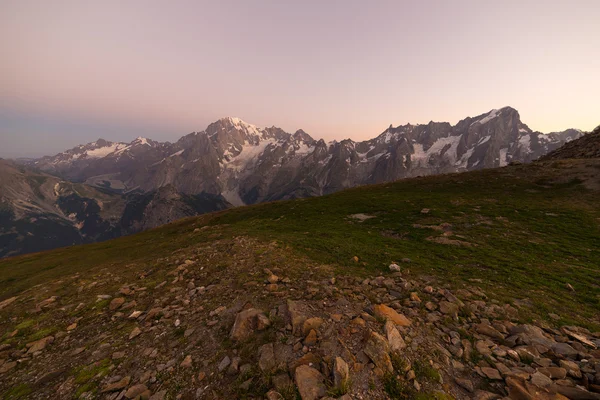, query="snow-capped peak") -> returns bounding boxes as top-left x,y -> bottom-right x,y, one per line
132,136 -> 150,146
